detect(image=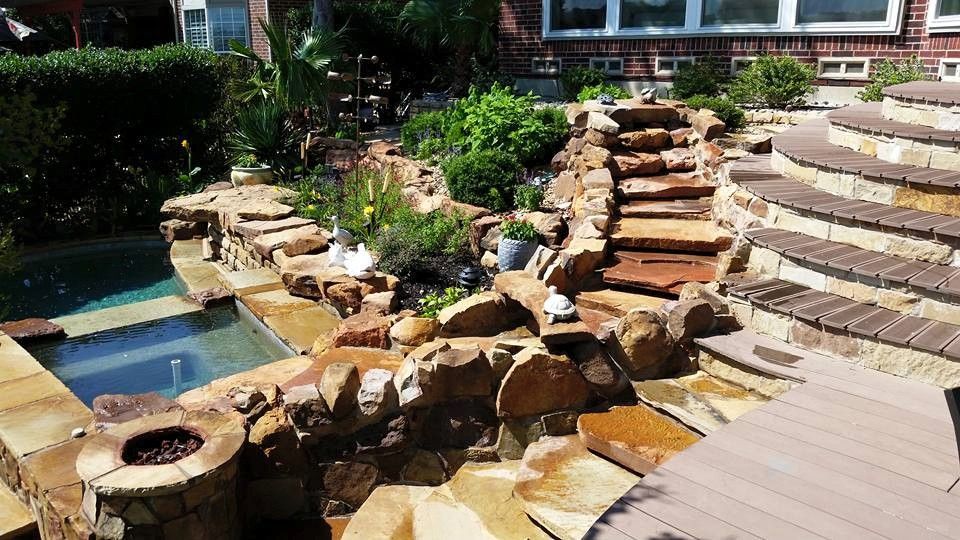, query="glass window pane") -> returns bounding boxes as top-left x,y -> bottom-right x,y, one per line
702,0 -> 779,25
940,0 -> 960,16
183,9 -> 207,48
209,6 -> 248,52
658,60 -> 674,72
846,62 -> 865,74
821,62 -> 843,74
797,0 -> 888,23
550,0 -> 607,30
621,0 -> 687,28
945,65 -> 958,77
